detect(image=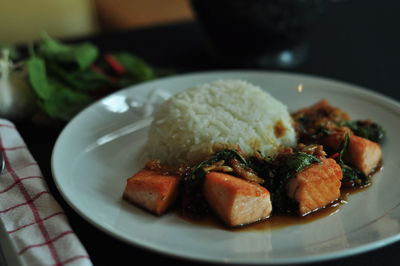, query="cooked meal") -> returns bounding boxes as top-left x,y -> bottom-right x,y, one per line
122,80 -> 385,228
